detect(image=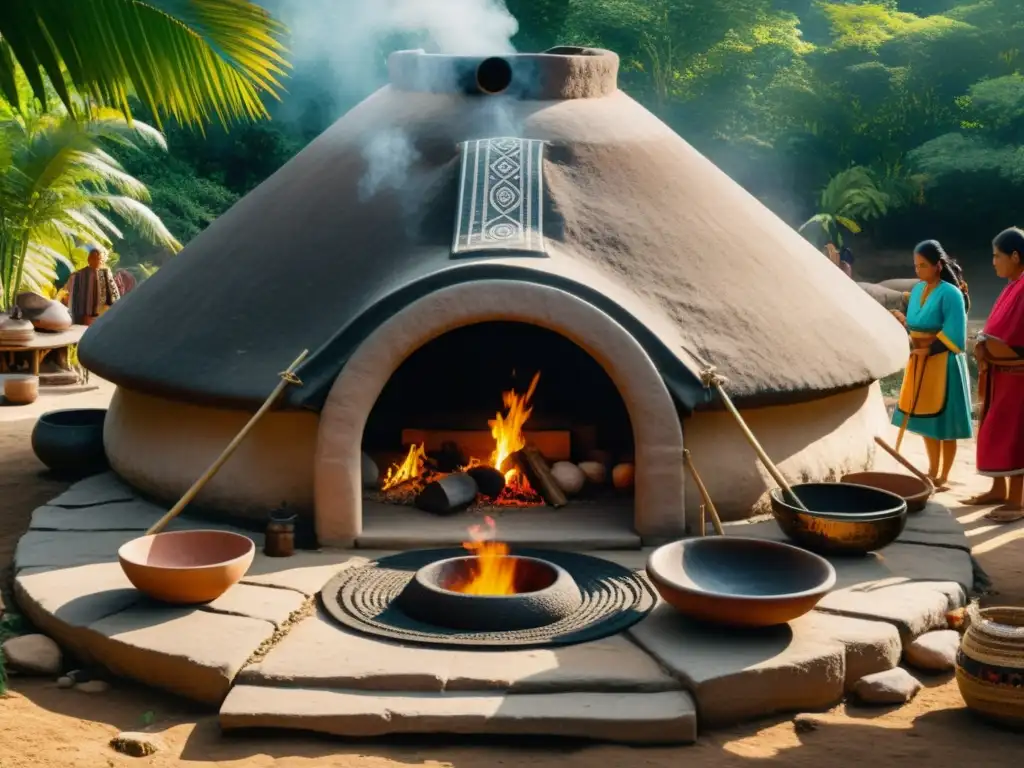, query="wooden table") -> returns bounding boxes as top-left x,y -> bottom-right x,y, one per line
0,325 -> 87,375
